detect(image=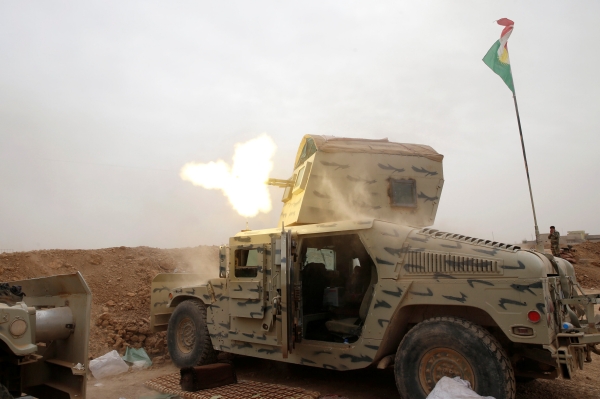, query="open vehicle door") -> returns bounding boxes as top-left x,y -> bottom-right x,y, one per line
276,229 -> 295,358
